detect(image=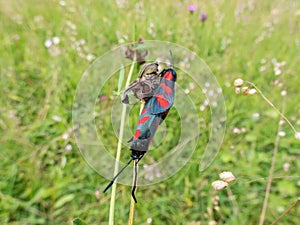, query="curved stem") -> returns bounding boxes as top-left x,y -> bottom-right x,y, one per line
270,198 -> 300,225
245,81 -> 297,134
108,59 -> 136,225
